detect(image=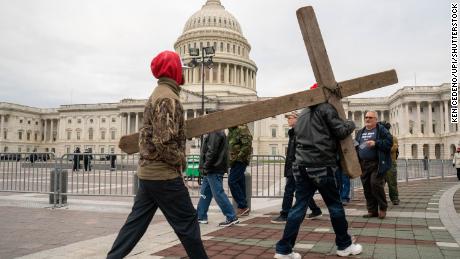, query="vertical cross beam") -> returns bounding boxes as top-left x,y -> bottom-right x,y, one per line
297,6 -> 362,178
